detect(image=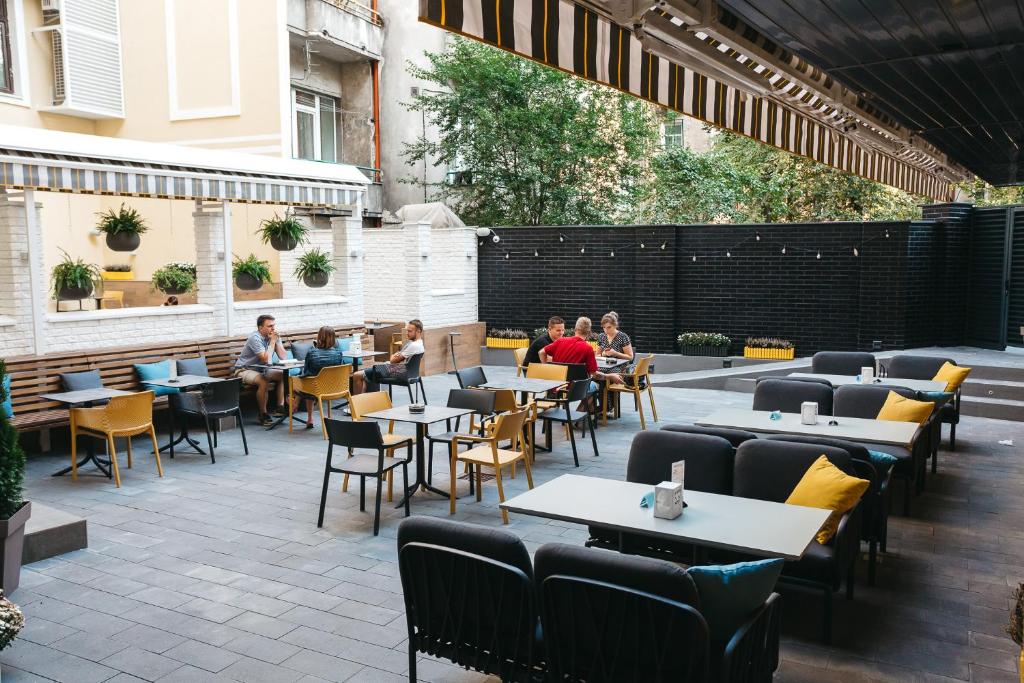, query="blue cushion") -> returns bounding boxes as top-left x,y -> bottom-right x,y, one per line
922,391 -> 954,403
867,449 -> 898,476
176,357 -> 209,377
270,350 -> 302,376
687,558 -> 784,647
1,373 -> 12,419
134,360 -> 178,397
336,337 -> 356,365
61,370 -> 103,392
